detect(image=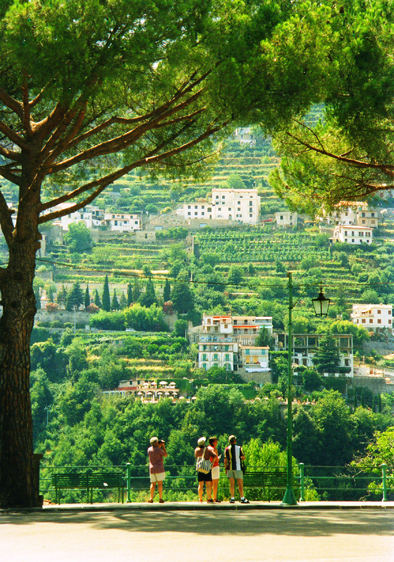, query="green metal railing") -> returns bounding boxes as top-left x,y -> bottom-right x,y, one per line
39,463 -> 393,504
